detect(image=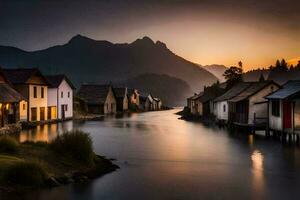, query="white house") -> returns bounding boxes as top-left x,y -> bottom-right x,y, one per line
46,75 -> 75,120
213,82 -> 252,122
266,80 -> 300,134
228,81 -> 279,125
4,68 -> 49,122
